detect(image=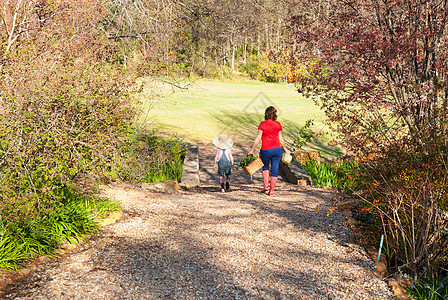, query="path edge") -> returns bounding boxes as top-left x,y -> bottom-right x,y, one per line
180,144 -> 200,188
